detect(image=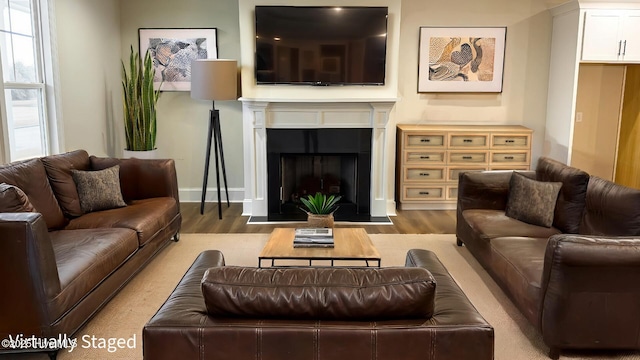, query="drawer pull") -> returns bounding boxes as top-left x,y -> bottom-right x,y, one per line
420,139 -> 431,143
419,173 -> 430,176
506,139 -> 515,143
419,191 -> 430,195
420,156 -> 430,159
504,156 -> 514,160
463,139 -> 473,143
462,156 -> 472,160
